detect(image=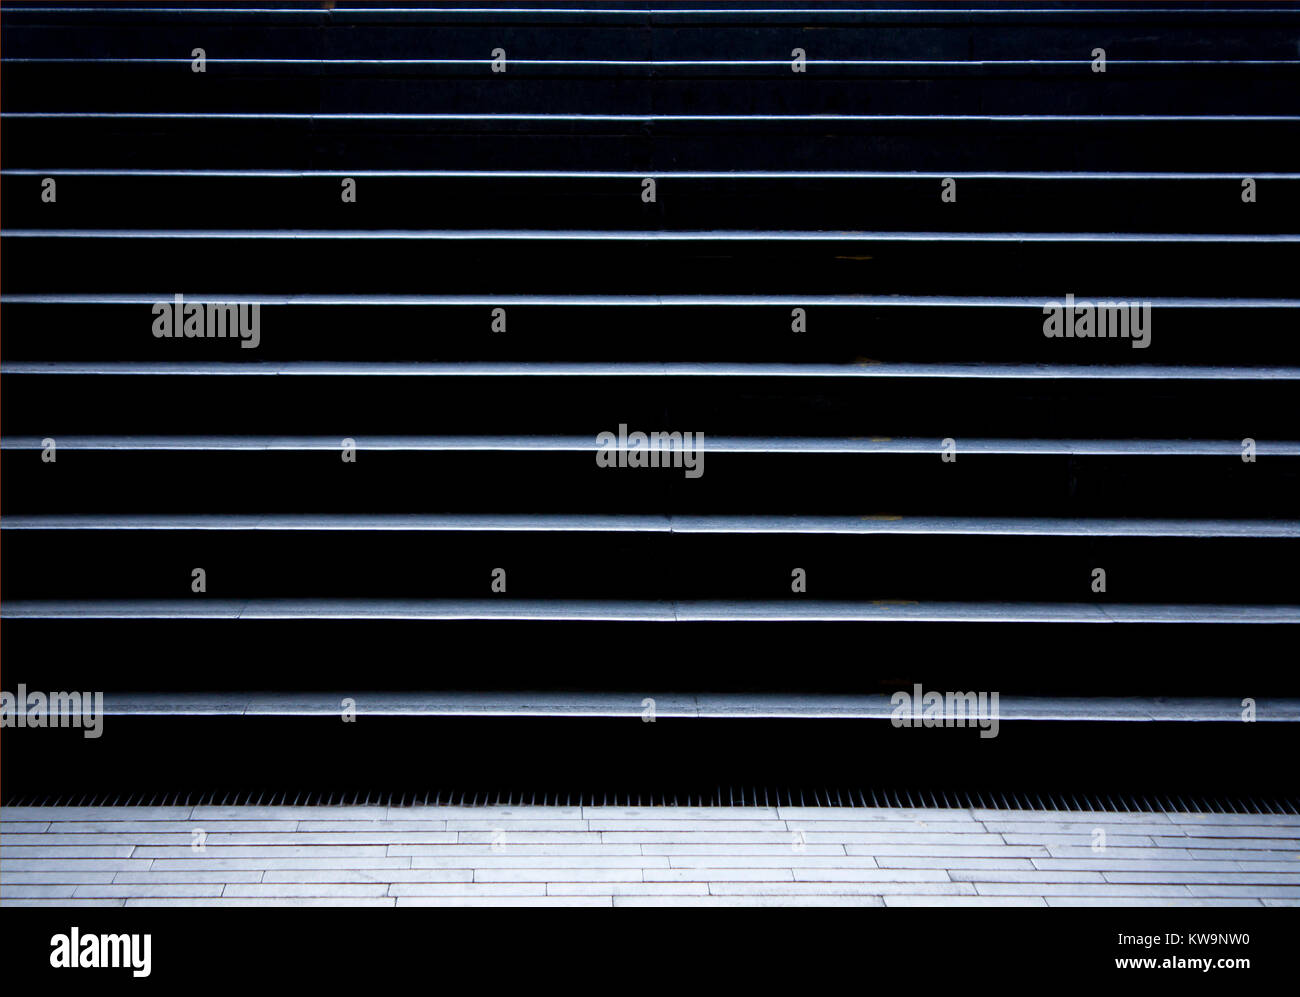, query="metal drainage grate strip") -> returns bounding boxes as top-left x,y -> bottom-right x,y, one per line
3,788 -> 1298,814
